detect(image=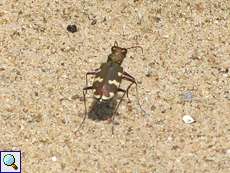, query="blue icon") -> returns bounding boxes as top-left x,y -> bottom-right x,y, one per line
3,154 -> 18,170
0,151 -> 21,173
